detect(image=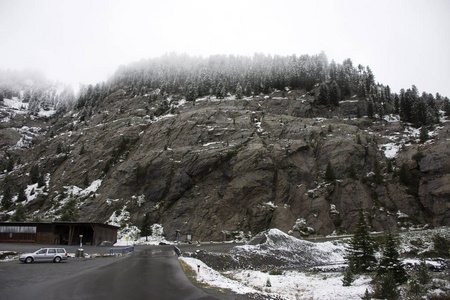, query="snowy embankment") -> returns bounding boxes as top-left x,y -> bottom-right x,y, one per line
231,229 -> 346,269
180,229 -> 370,300
182,257 -> 370,300
186,229 -> 346,271
180,228 -> 450,299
